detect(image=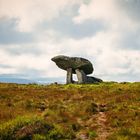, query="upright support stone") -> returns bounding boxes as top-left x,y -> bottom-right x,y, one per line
66,68 -> 73,84
75,69 -> 87,84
